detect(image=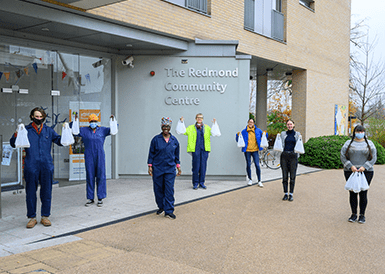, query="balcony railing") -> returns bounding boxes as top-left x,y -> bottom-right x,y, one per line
271,9 -> 284,41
